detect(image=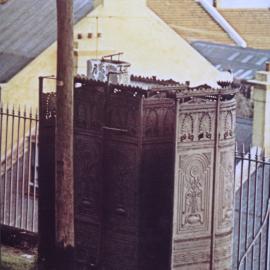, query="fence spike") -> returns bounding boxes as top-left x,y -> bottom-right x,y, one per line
35,108 -> 38,120
247,144 -> 251,160
262,147 -> 266,161
255,146 -> 259,160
